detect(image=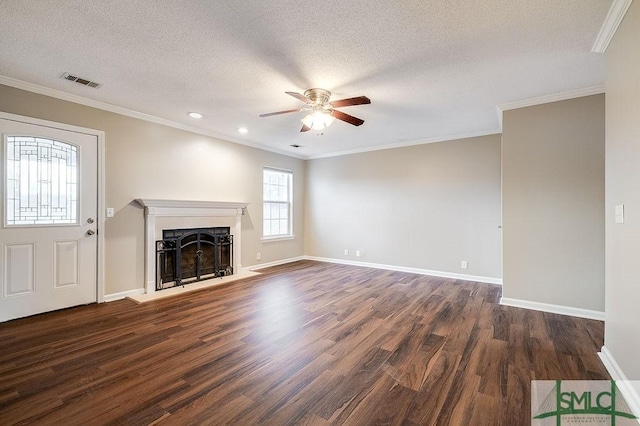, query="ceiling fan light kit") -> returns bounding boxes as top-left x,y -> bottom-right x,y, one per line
260,88 -> 371,133
301,109 -> 335,130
